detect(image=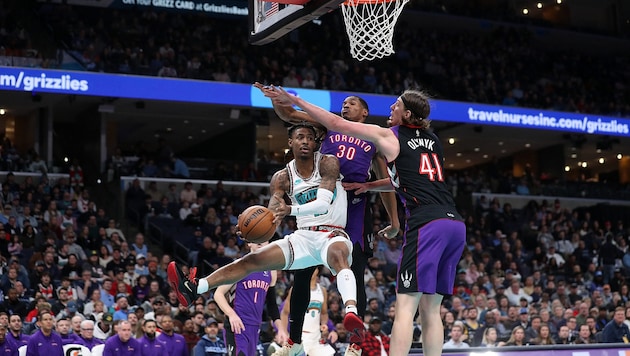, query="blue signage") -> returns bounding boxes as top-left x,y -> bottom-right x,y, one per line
1,66 -> 628,137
